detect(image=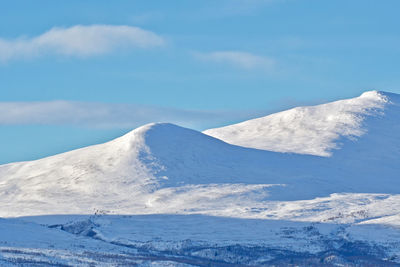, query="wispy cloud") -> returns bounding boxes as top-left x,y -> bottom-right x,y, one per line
194,51 -> 275,70
0,25 -> 165,62
0,101 -> 262,130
